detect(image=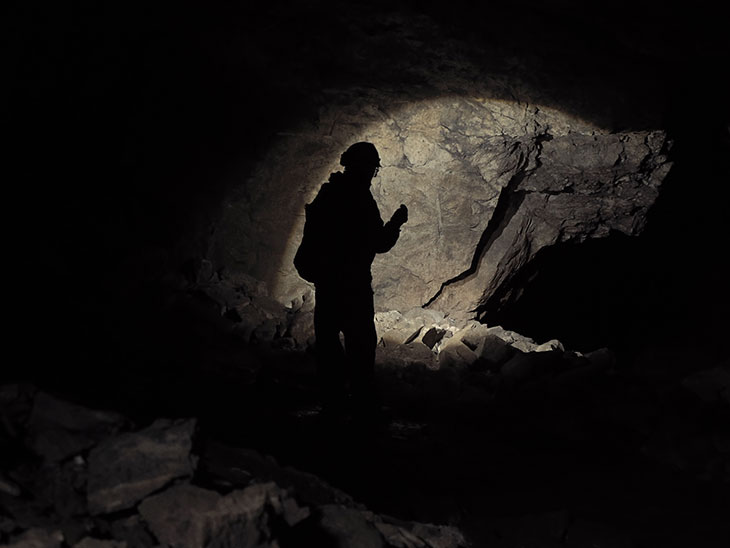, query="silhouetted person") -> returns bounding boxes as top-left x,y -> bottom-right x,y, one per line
295,142 -> 408,416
